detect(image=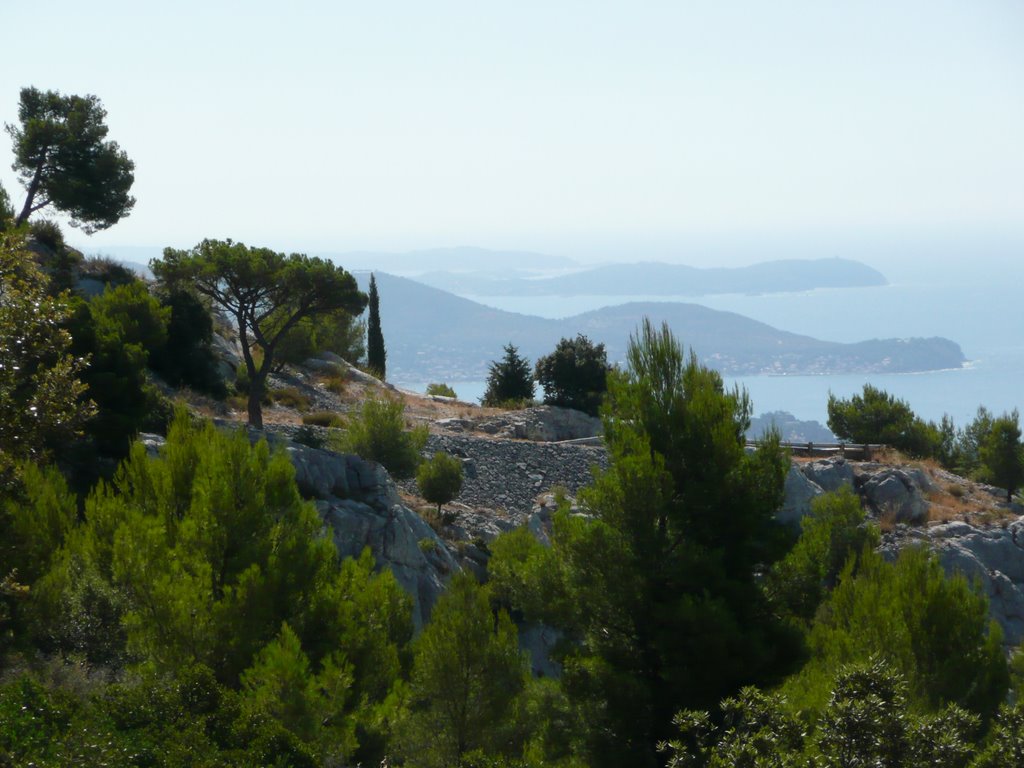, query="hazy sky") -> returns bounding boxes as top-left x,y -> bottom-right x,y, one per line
2,1 -> 1022,266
